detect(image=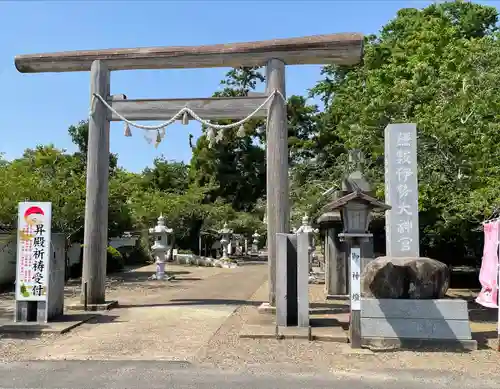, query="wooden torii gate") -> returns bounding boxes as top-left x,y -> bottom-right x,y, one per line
15,33 -> 363,307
